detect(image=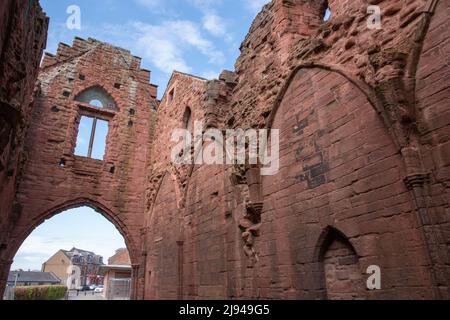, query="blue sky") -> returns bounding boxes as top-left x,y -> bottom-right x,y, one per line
12,0 -> 271,272
41,0 -> 271,98
12,207 -> 126,271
